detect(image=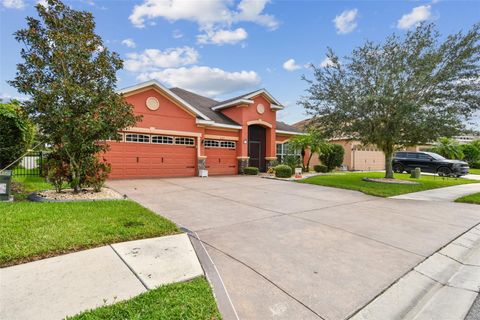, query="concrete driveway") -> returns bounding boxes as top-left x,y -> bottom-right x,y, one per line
109,176 -> 480,320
